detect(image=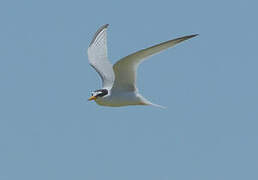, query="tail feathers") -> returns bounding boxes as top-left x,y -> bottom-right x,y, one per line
148,102 -> 166,109
139,94 -> 166,109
